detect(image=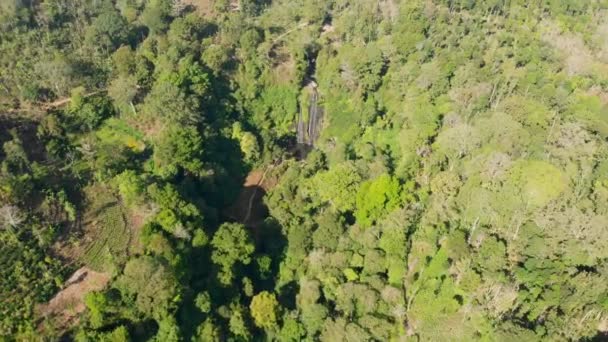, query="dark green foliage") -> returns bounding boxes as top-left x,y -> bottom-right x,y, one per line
211,223 -> 255,285
153,125 -> 204,177
0,214 -> 64,336
85,6 -> 129,52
